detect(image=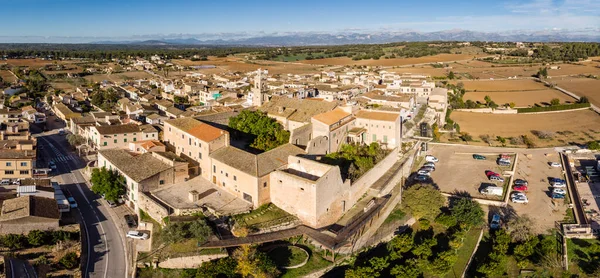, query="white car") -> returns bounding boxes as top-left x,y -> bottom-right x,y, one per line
549,162 -> 561,168
511,195 -> 529,204
553,188 -> 567,195
417,170 -> 431,176
126,231 -> 149,240
425,155 -> 439,163
511,192 -> 526,199
551,181 -> 566,188
423,162 -> 436,168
